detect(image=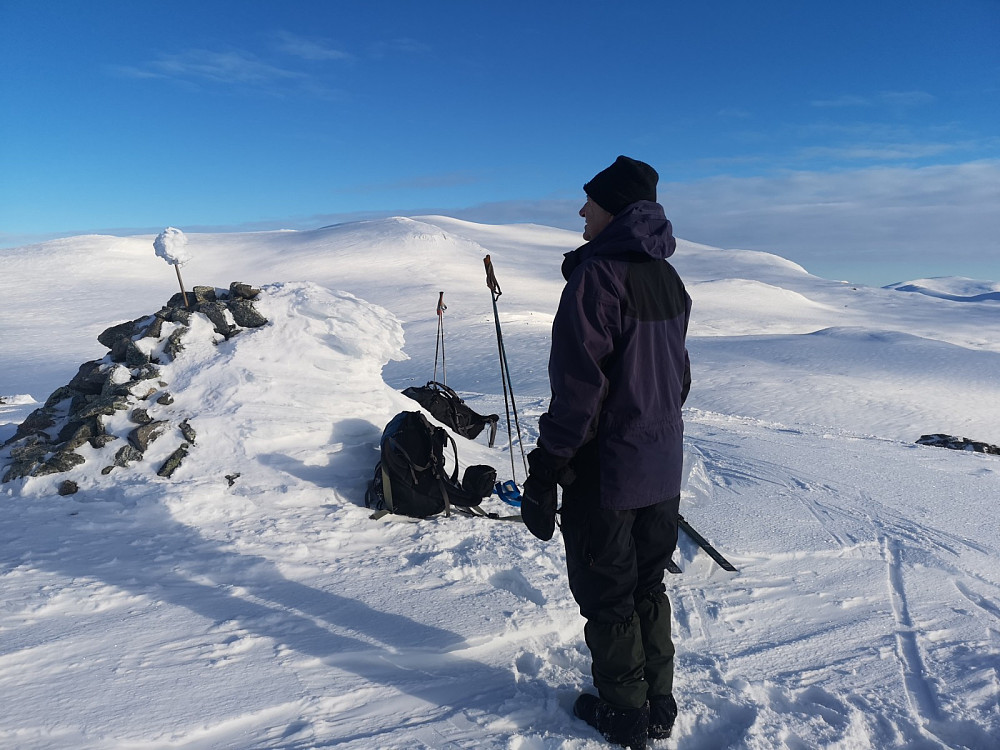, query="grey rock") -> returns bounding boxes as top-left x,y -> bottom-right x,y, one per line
179,419 -> 196,444
45,385 -> 78,408
98,320 -> 139,349
114,443 -> 143,467
157,444 -> 189,478
201,302 -> 236,337
35,450 -> 86,476
6,407 -> 55,444
128,421 -> 168,452
228,298 -> 268,328
88,434 -> 119,449
130,408 -> 153,425
229,282 -> 260,300
57,420 -> 95,451
58,480 -> 79,496
165,328 -> 187,360
162,305 -> 192,325
135,364 -> 161,382
76,394 -> 130,420
192,286 -> 218,304
10,439 -> 48,463
111,337 -> 150,367
142,315 -> 165,339
3,461 -> 38,482
67,361 -> 107,395
124,339 -> 151,368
